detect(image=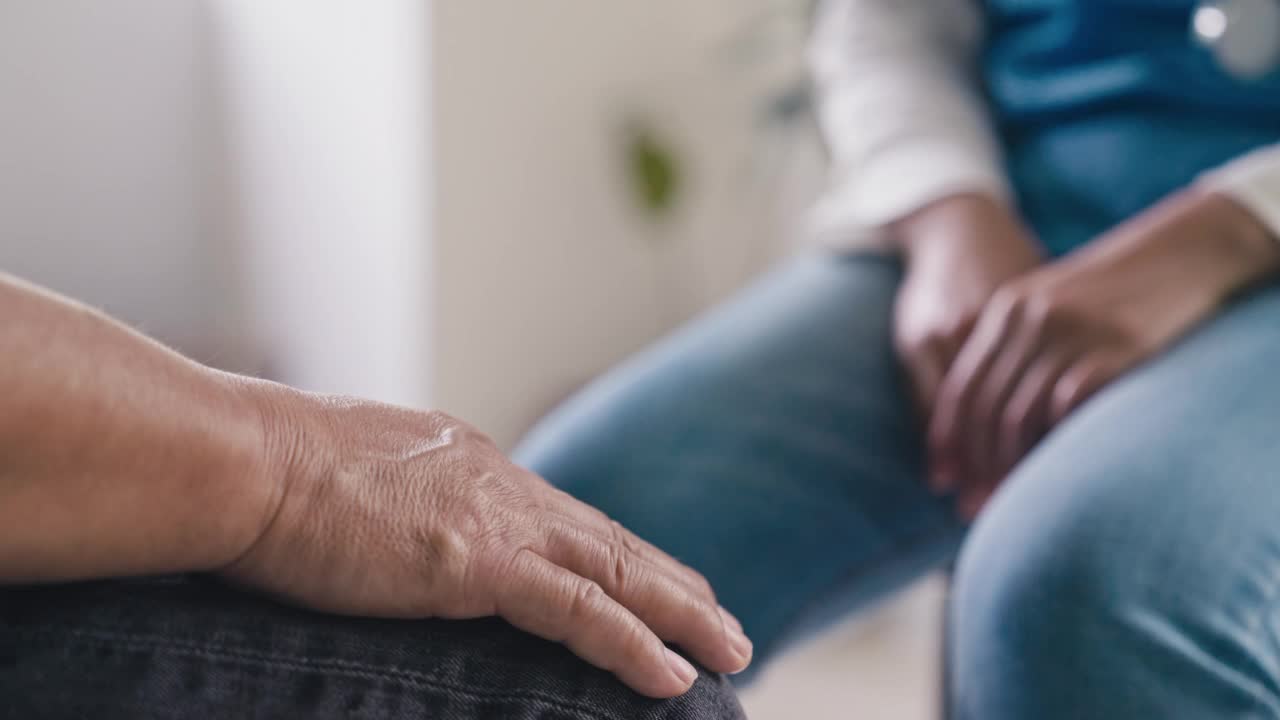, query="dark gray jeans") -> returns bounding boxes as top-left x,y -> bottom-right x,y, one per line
0,575 -> 745,719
